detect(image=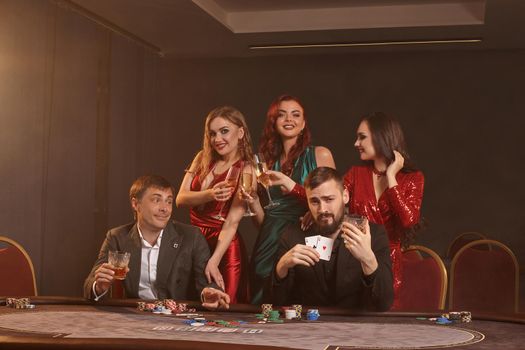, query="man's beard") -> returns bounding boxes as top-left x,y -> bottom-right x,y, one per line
317,211 -> 344,236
